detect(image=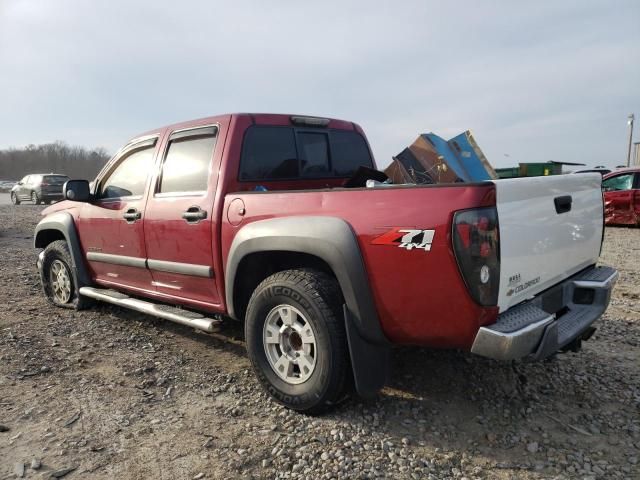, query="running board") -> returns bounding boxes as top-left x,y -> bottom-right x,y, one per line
79,287 -> 221,333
